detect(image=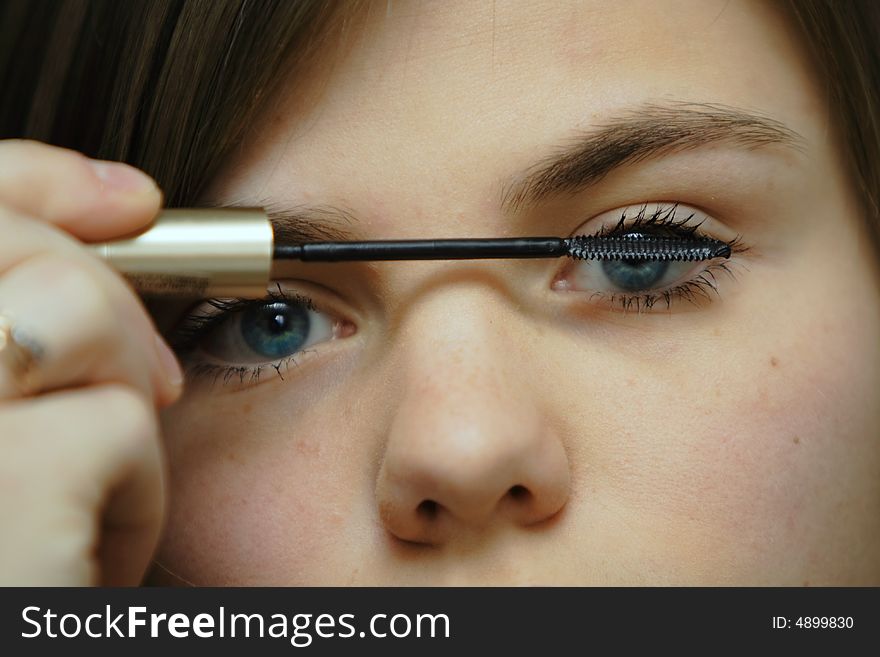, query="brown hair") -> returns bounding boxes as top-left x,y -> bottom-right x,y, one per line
0,0 -> 360,204
1,0 -> 879,244
782,0 -> 880,248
